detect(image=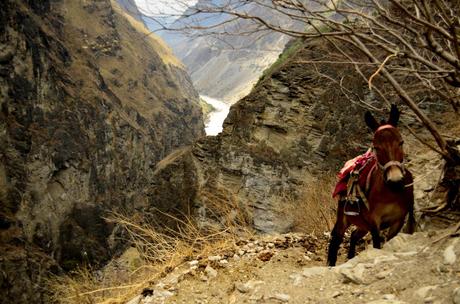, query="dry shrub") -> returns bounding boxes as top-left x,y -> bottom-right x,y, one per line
48,265 -> 142,304
198,186 -> 254,232
49,198 -> 254,304
281,175 -> 337,234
